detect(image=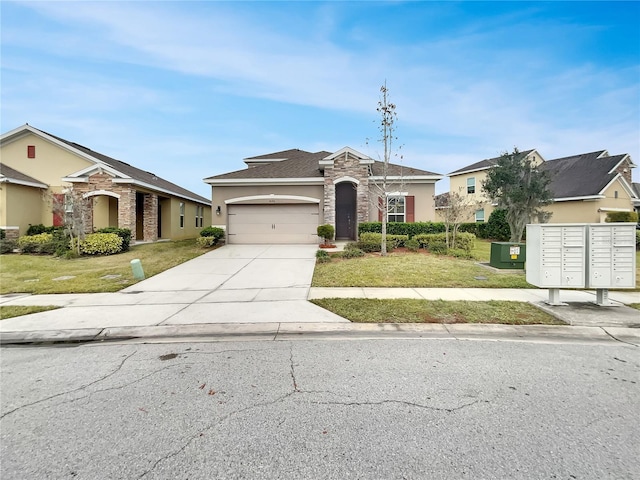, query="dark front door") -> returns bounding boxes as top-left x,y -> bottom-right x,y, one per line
335,182 -> 357,240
